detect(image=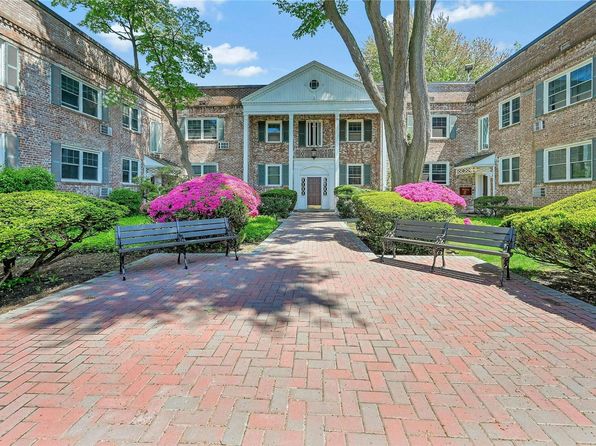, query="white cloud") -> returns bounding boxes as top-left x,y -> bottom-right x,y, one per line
209,43 -> 258,65
170,0 -> 226,20
434,1 -> 499,23
97,26 -> 131,53
222,66 -> 267,77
